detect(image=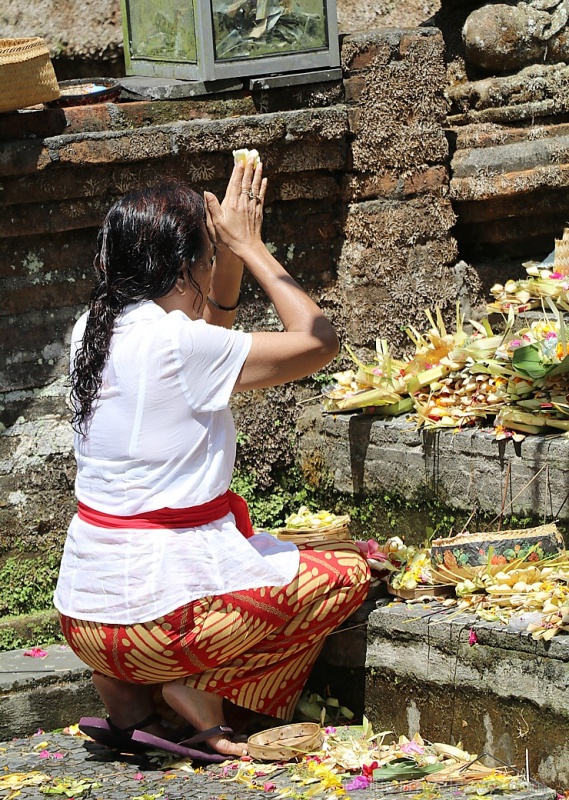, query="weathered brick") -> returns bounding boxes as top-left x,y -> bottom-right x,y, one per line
283,108 -> 348,142
275,174 -> 340,202
267,140 -> 346,174
1,279 -> 91,315
0,108 -> 68,142
56,129 -> 173,165
0,199 -> 108,238
343,171 -> 399,201
0,141 -> 51,177
0,154 -> 227,207
399,29 -> 444,58
265,201 -> 341,243
0,359 -> 68,394
0,309 -> 75,351
0,230 -> 97,279
343,76 -> 369,105
341,34 -> 394,74
352,126 -> 448,173
402,165 -> 449,196
347,107 -> 361,133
